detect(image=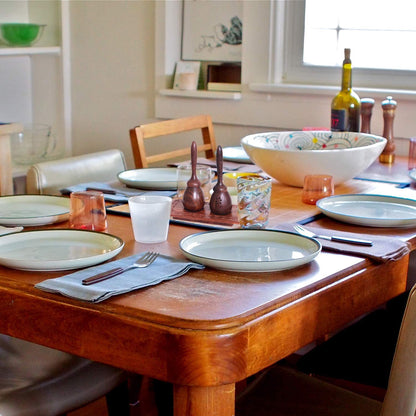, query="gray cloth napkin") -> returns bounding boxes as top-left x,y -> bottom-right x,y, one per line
274,223 -> 410,263
35,253 -> 204,303
60,181 -> 176,203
